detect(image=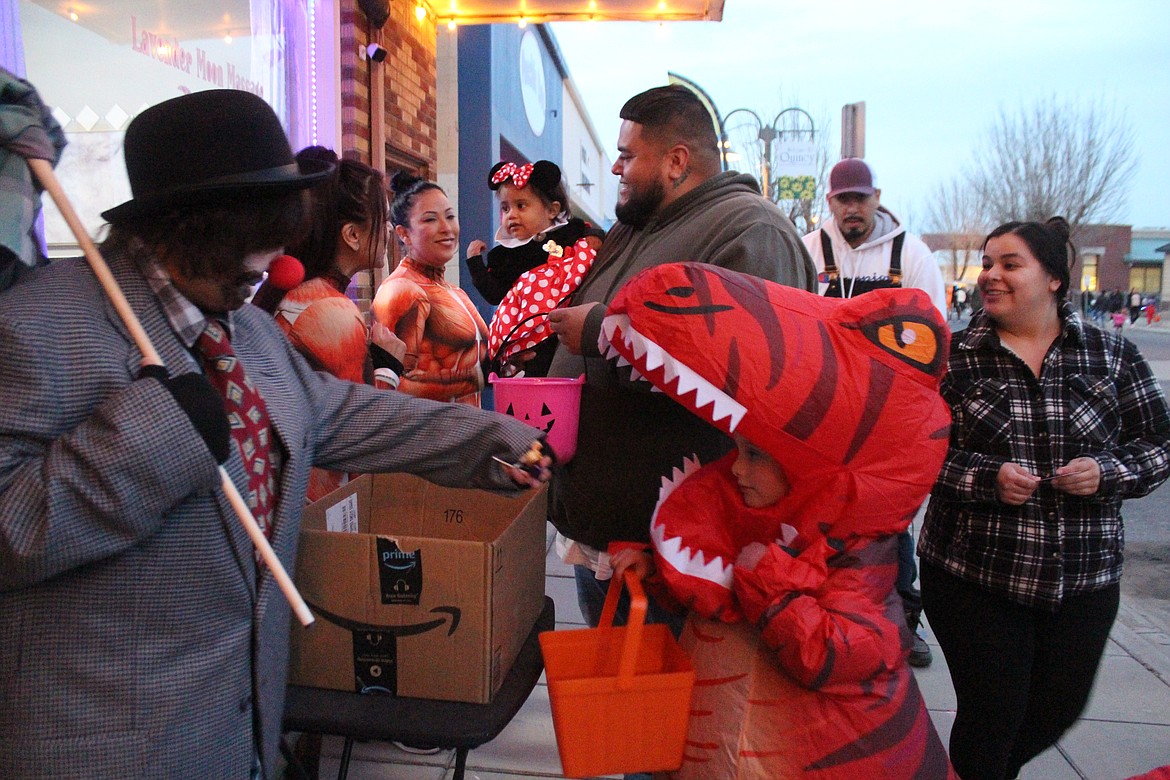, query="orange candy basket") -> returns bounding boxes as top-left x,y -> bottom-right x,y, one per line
539,571 -> 695,778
